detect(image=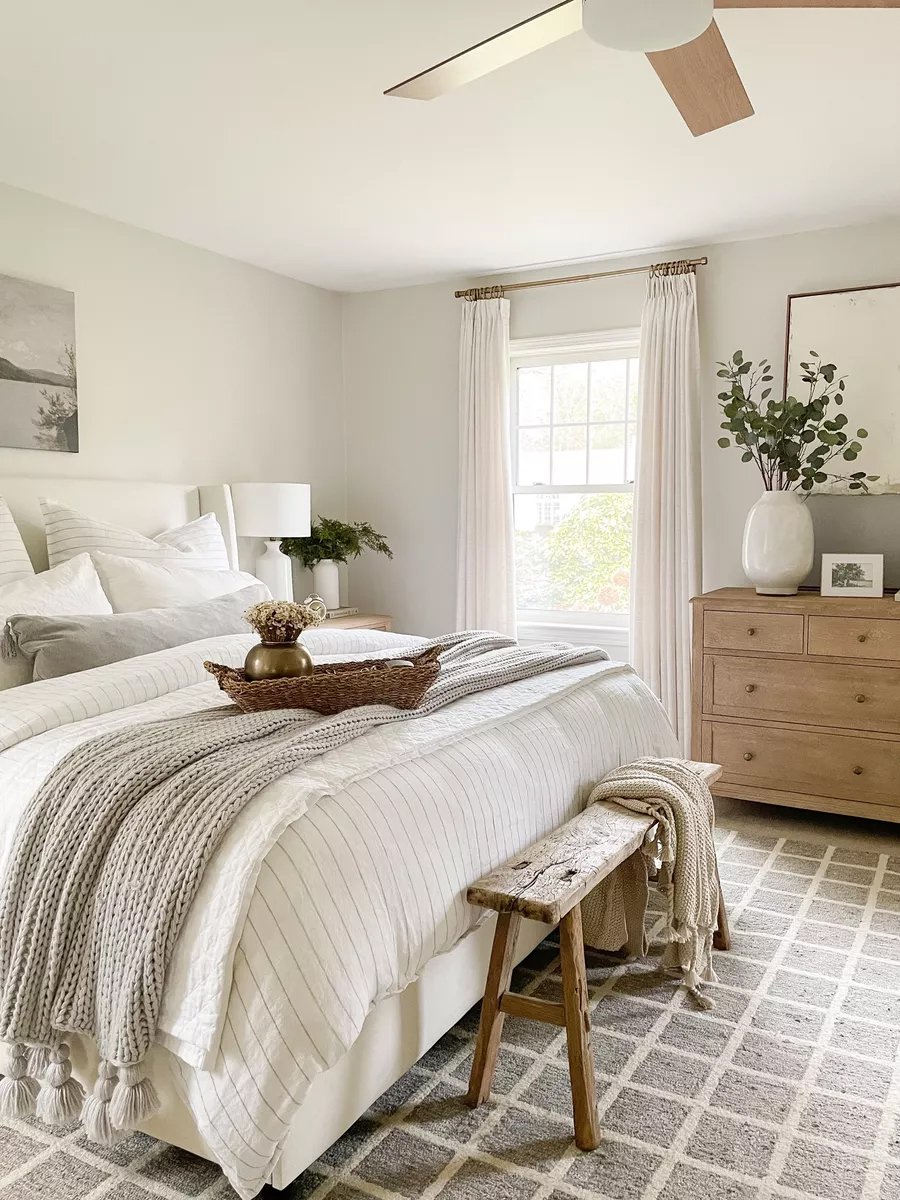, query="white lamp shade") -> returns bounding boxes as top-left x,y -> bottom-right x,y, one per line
230,482 -> 311,539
